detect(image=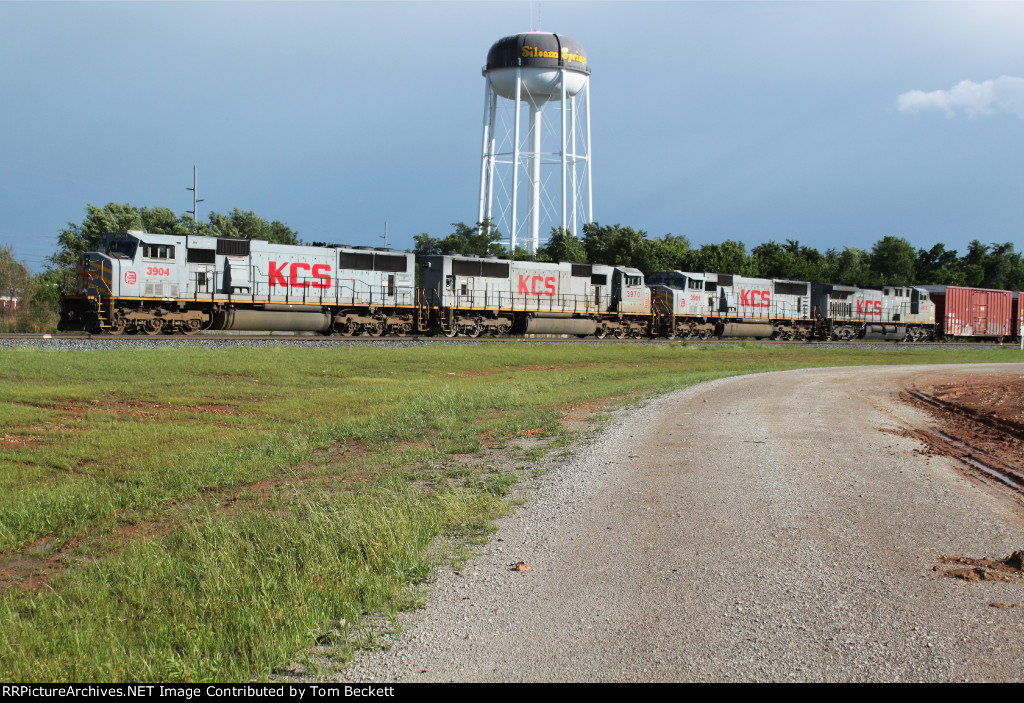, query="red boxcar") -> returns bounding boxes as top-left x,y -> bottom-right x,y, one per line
920,285 -> 1013,340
